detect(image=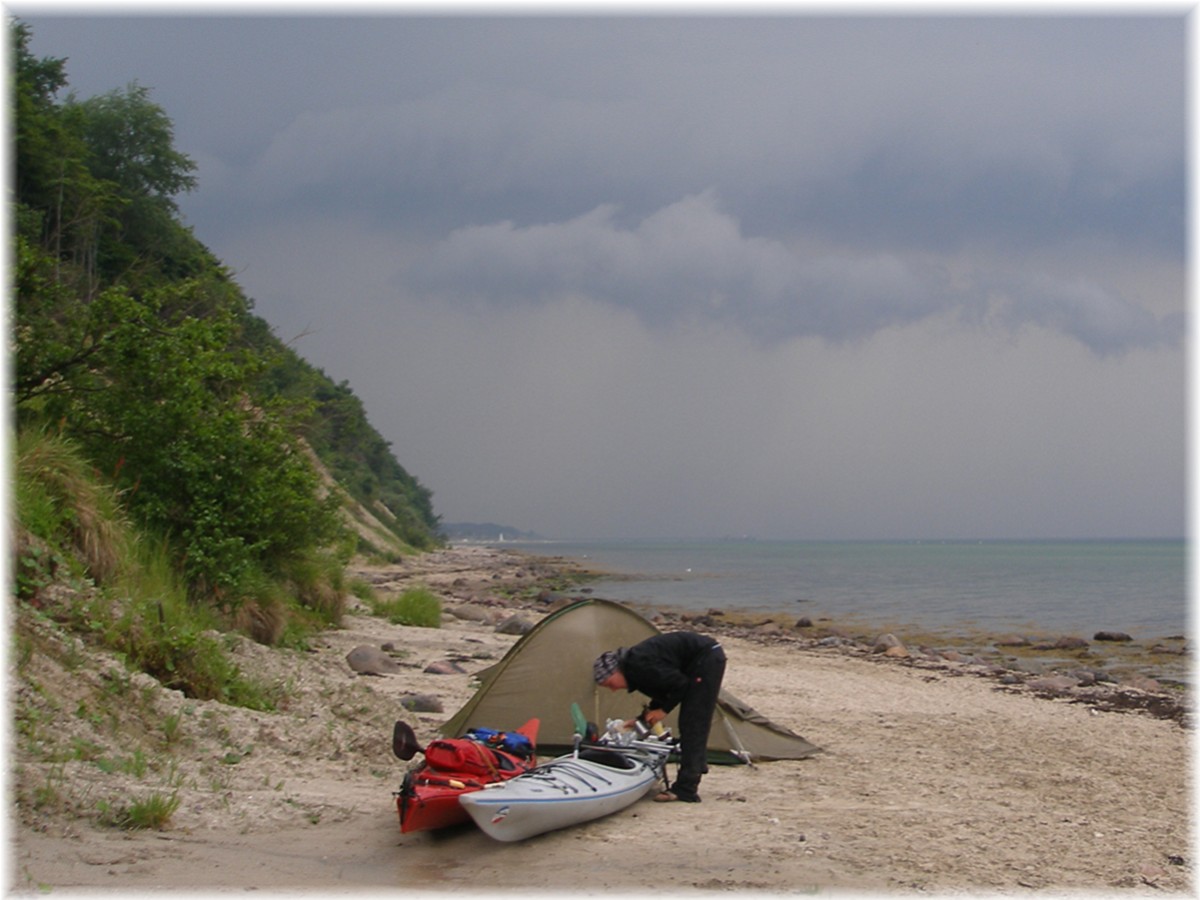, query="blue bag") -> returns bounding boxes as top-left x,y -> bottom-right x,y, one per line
466,727 -> 534,758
